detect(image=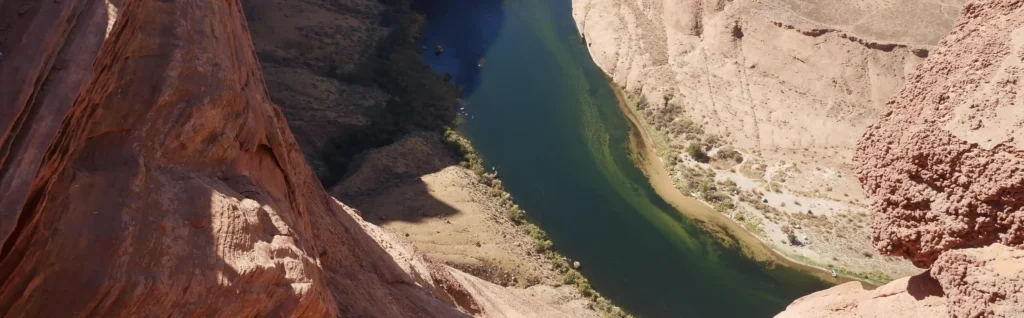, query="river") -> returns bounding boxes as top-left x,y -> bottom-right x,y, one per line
414,0 -> 832,316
